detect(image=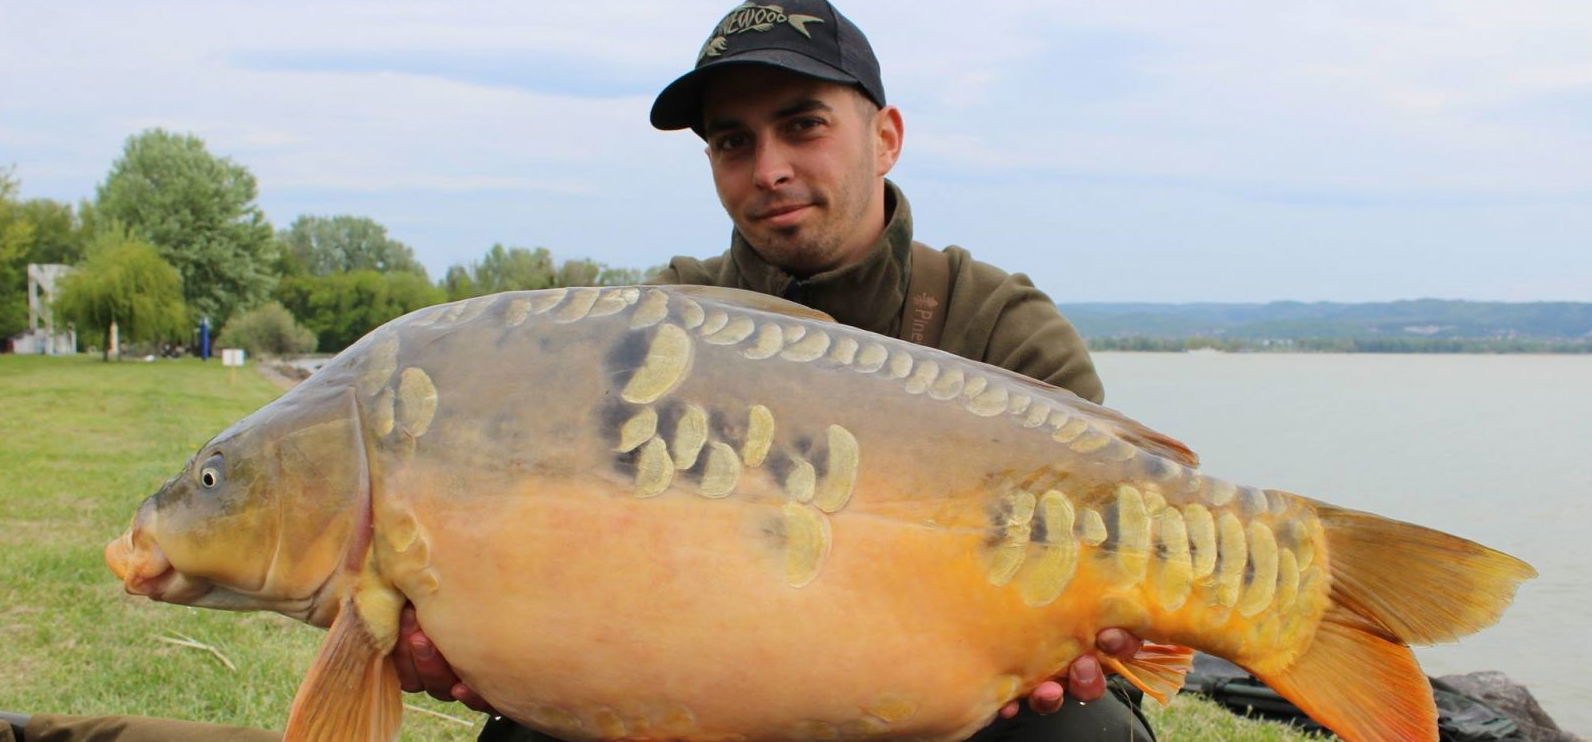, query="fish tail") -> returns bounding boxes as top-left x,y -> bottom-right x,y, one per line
1255,501 -> 1536,742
